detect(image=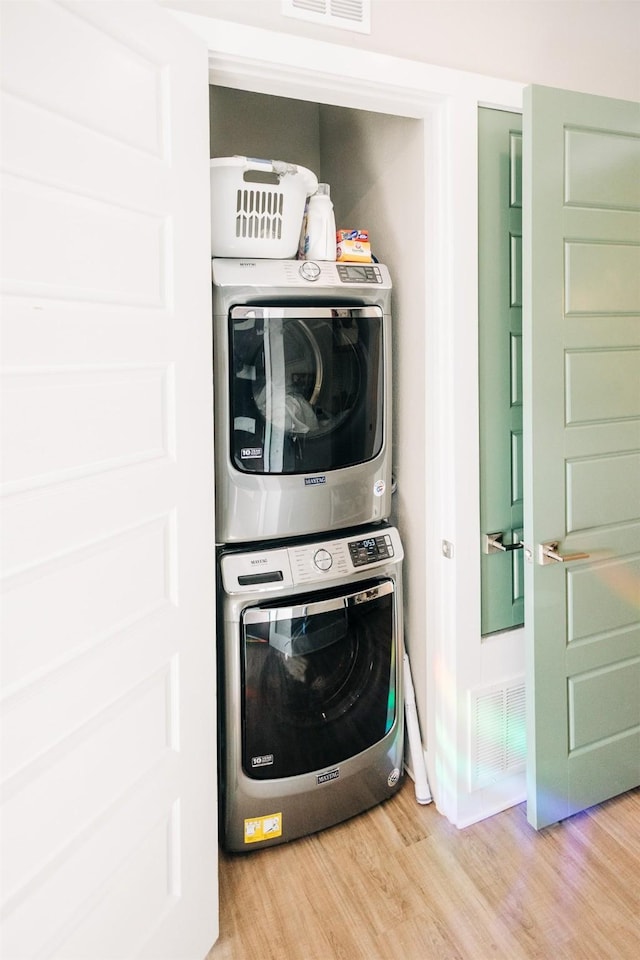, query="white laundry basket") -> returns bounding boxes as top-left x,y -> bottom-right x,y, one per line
210,156 -> 318,259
